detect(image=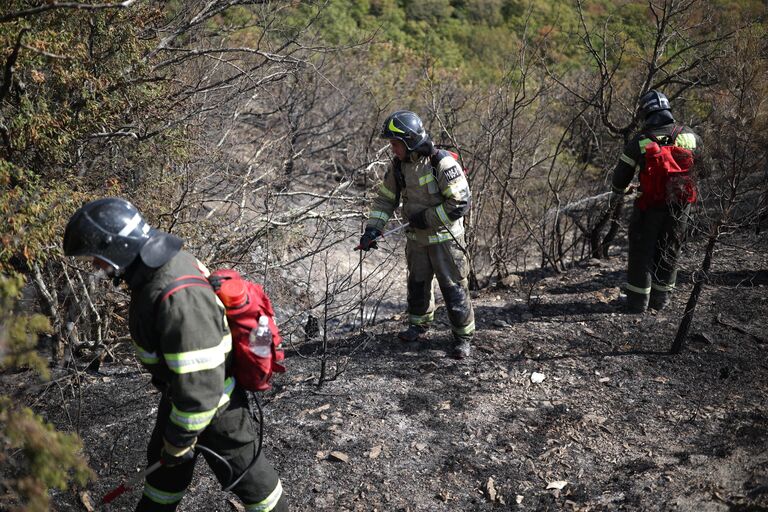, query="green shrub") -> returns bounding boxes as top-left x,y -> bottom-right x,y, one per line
0,274 -> 93,511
